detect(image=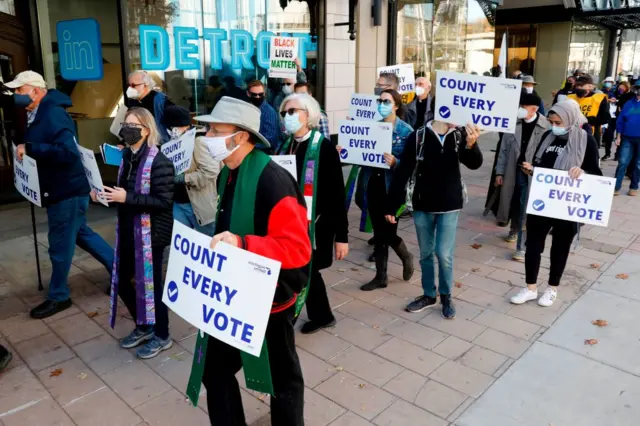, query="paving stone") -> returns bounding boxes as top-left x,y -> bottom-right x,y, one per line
0,337 -> 23,371
329,411 -> 374,426
0,313 -> 49,345
381,319 -> 447,350
472,329 -> 531,359
459,346 -> 508,376
432,336 -> 474,359
64,387 -> 142,426
372,399 -> 448,426
48,313 -> 106,347
135,389 -> 210,426
336,300 -> 400,328
100,360 -> 171,408
420,314 -> 486,342
327,288 -> 355,310
456,288 -> 513,313
329,346 -> 404,387
0,365 -> 49,415
304,388 -> 346,426
331,317 -> 392,351
73,333 -> 135,375
373,294 -> 432,322
36,357 -> 105,406
446,396 -> 474,423
238,389 -> 271,425
505,304 -> 561,327
315,372 -> 396,421
333,280 -> 389,304
296,329 -> 351,361
472,310 -> 541,340
14,333 -> 75,372
1,397 -> 75,426
414,380 -> 468,419
167,312 -> 198,342
459,274 -> 514,296
72,293 -> 111,316
297,348 -> 338,388
373,338 -> 446,377
429,360 -> 494,398
382,369 -> 427,403
143,346 -> 193,394
41,305 -> 83,324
